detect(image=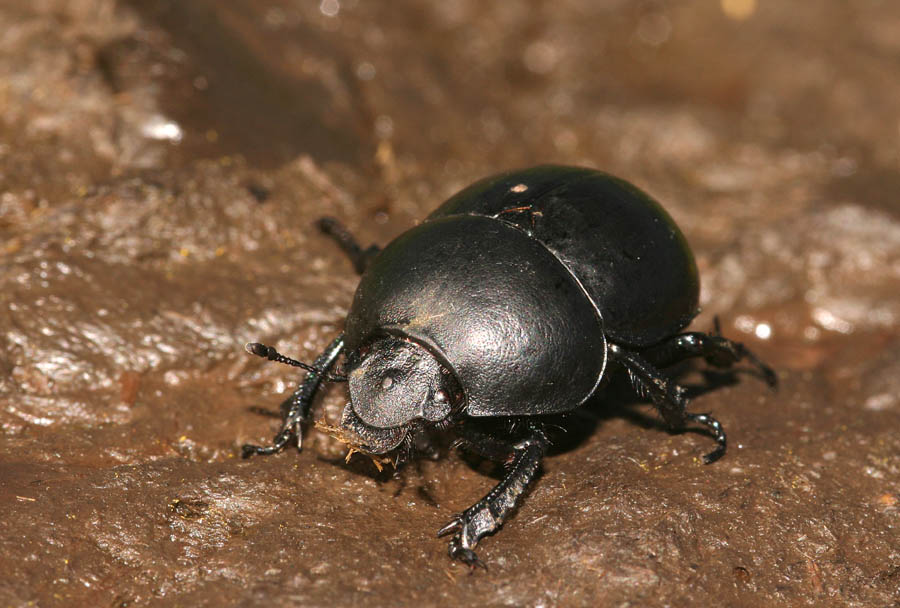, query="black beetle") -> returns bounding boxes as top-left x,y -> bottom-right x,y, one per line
242,165 -> 775,567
